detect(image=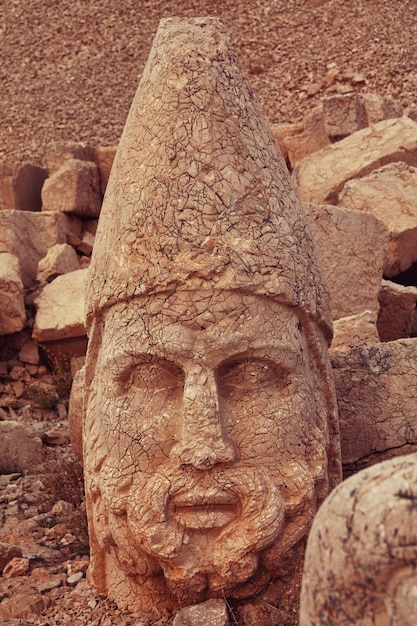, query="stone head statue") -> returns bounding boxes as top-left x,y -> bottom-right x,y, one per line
83,17 -> 341,618
300,453 -> 417,626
